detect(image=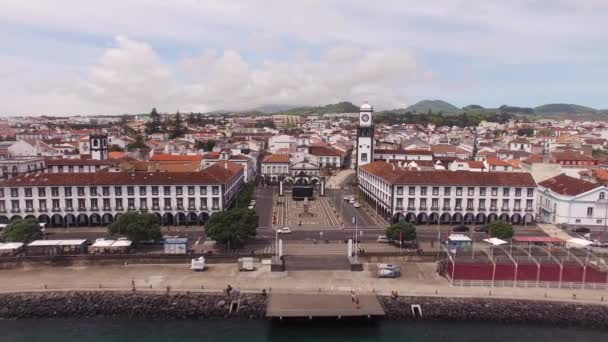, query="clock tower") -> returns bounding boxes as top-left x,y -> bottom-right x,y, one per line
356,101 -> 374,169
